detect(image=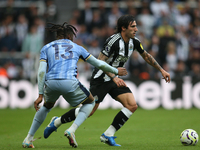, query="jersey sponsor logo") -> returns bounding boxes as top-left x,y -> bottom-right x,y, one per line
116,55 -> 128,62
